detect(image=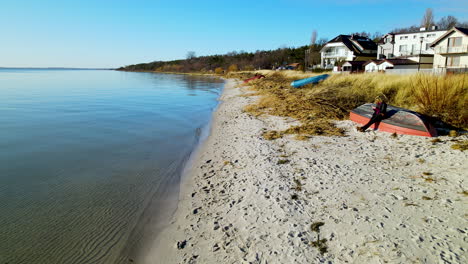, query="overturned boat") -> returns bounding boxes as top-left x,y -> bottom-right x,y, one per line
244,74 -> 265,83
290,74 -> 329,88
350,103 -> 437,137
